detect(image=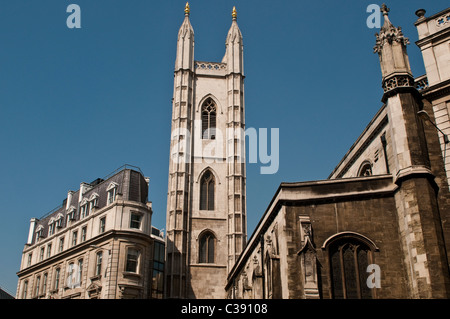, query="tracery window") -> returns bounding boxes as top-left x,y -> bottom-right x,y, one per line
199,231 -> 215,263
201,98 -> 217,140
200,171 -> 215,210
328,236 -> 374,299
